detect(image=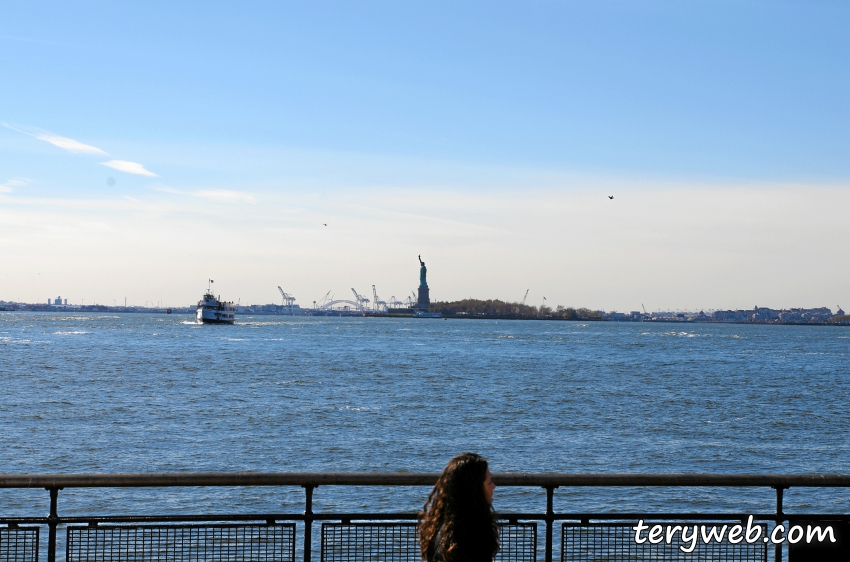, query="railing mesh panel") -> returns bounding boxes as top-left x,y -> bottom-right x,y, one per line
562,523 -> 768,562
0,527 -> 39,562
322,523 -> 418,562
66,524 -> 295,562
495,523 -> 536,562
321,522 -> 536,562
